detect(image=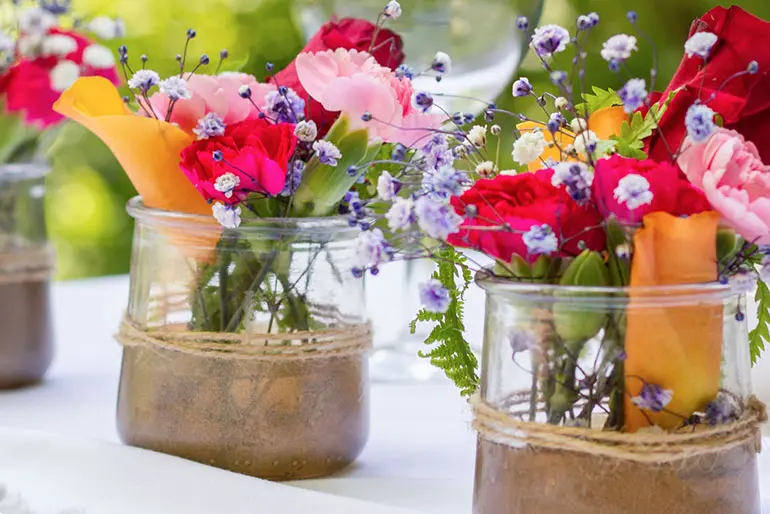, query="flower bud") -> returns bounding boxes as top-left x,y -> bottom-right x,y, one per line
553,250 -> 610,343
